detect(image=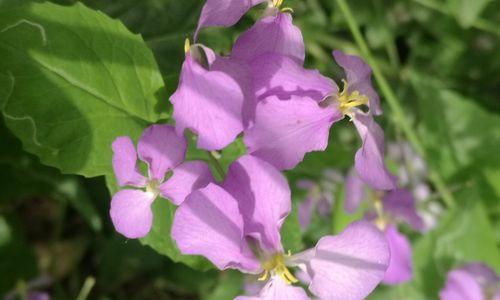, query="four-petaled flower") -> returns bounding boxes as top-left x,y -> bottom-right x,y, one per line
110,124 -> 214,239
244,51 -> 397,191
344,170 -> 424,285
172,155 -> 390,300
440,263 -> 499,300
